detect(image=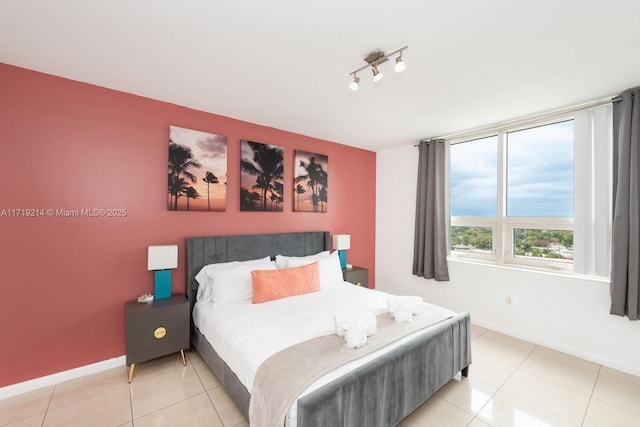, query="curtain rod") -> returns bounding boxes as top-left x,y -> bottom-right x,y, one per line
417,94 -> 617,145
